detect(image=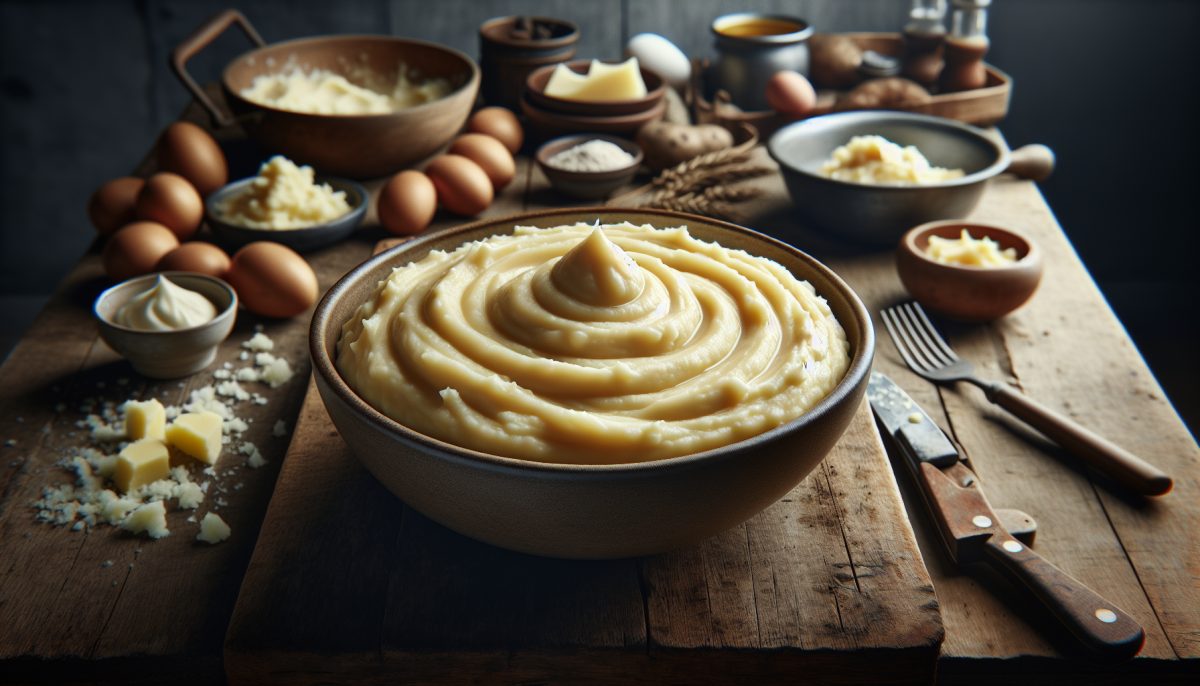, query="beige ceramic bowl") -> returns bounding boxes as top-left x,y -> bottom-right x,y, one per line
310,208 -> 874,559
897,220 -> 1044,321
94,272 -> 238,379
